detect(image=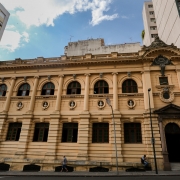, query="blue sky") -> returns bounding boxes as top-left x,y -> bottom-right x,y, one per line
0,0 -> 147,61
